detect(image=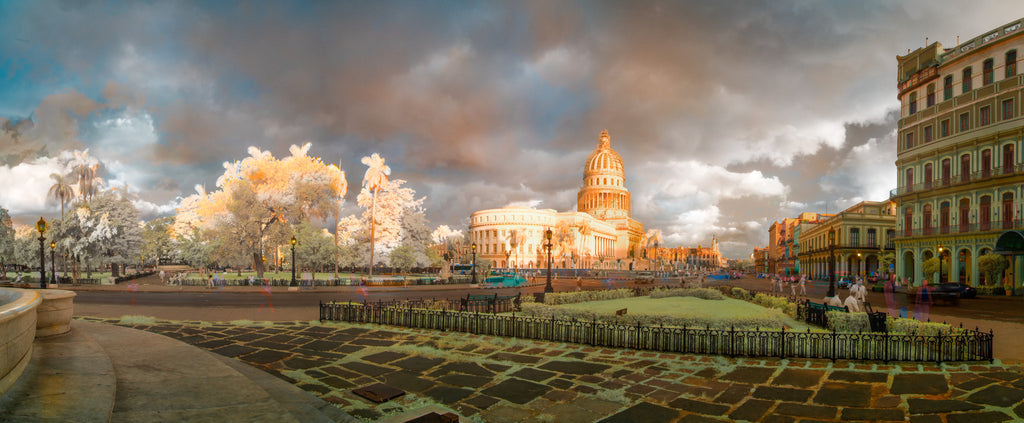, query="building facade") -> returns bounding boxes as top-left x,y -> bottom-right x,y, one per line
799,201 -> 897,280
468,130 -> 645,269
767,212 -> 832,275
895,19 -> 1024,287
